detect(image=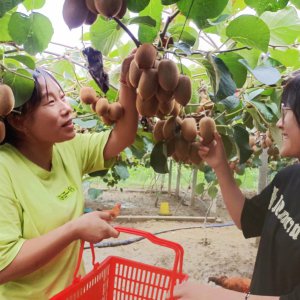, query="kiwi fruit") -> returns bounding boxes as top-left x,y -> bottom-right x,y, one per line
189,142 -> 202,165
115,0 -> 127,19
136,94 -> 159,117
101,114 -> 114,126
174,136 -> 190,162
95,97 -> 109,116
128,59 -> 142,88
181,117 -> 197,142
265,136 -> 273,148
158,99 -> 175,115
135,43 -> 157,69
63,0 -> 89,29
197,97 -> 214,113
198,116 -> 216,145
153,120 -> 165,142
107,102 -> 124,121
166,138 -> 176,156
155,109 -> 165,120
157,59 -> 179,92
80,86 -> 98,105
156,86 -> 173,103
94,0 -> 122,17
170,102 -> 181,117
85,0 -> 98,13
0,121 -> 5,143
174,75 -> 191,106
0,84 -> 15,116
137,69 -> 158,100
84,11 -> 97,25
162,116 -> 181,140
